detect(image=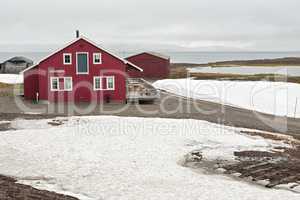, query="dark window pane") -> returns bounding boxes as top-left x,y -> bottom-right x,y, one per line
64,54 -> 71,64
